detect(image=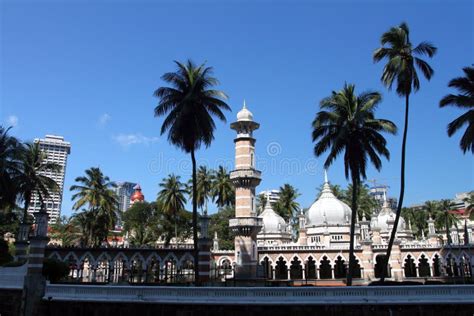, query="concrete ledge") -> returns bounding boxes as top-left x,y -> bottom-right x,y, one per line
43,284 -> 474,305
